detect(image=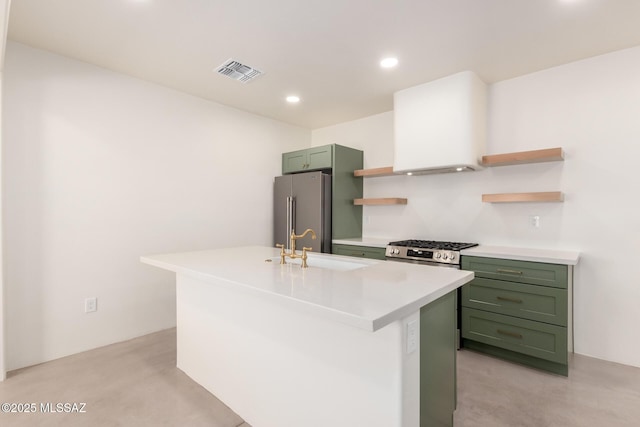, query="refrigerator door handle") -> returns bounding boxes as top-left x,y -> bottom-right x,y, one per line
290,197 -> 296,249
286,196 -> 291,250
286,196 -> 296,250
